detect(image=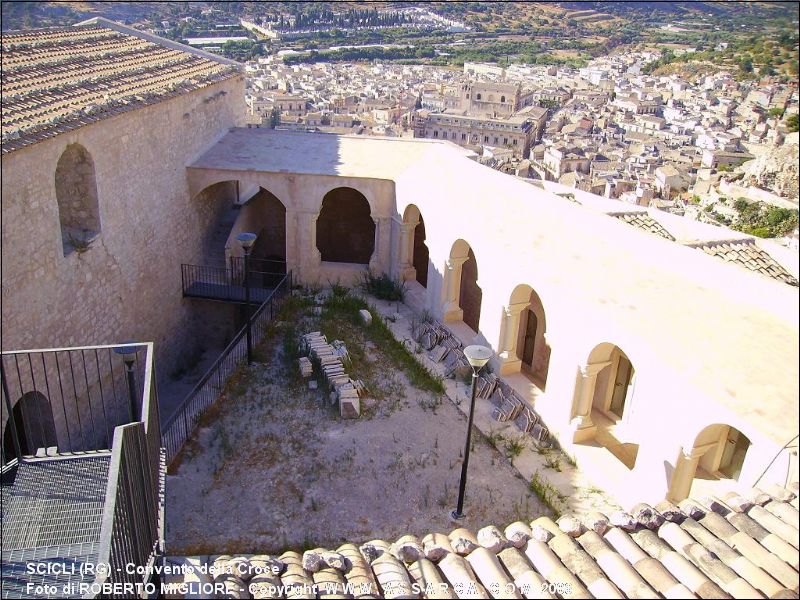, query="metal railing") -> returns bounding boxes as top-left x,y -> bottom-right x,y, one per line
229,255 -> 287,274
1,343 -> 149,465
230,256 -> 287,289
1,342 -> 163,598
181,262 -> 287,301
162,271 -> 292,464
93,424 -> 162,597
